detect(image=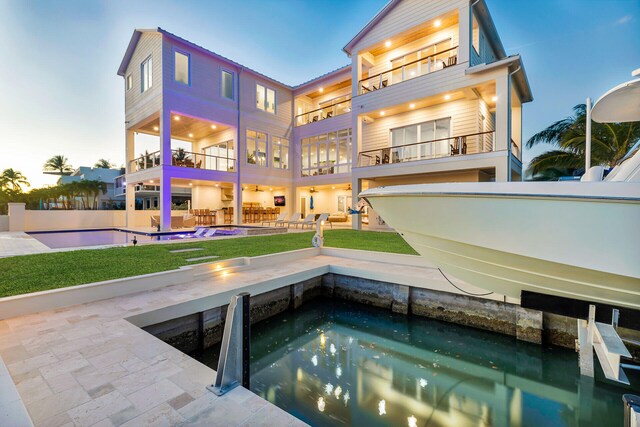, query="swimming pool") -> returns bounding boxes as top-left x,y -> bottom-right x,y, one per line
28,227 -> 244,249
193,298 -> 638,427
